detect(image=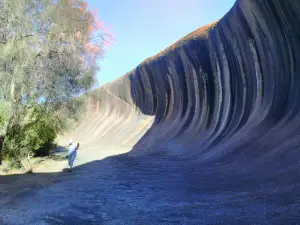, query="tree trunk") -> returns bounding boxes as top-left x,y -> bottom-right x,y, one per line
0,135 -> 4,165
